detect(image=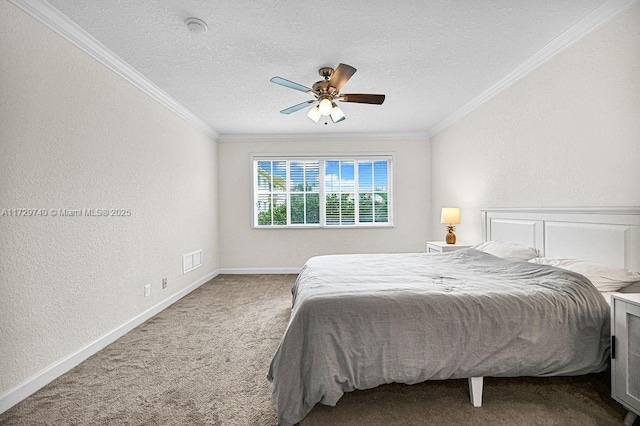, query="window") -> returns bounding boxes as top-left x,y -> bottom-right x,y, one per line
253,155 -> 392,228
255,160 -> 319,226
